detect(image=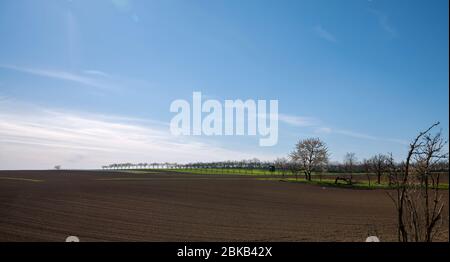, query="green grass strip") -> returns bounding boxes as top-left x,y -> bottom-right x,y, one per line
0,177 -> 44,183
